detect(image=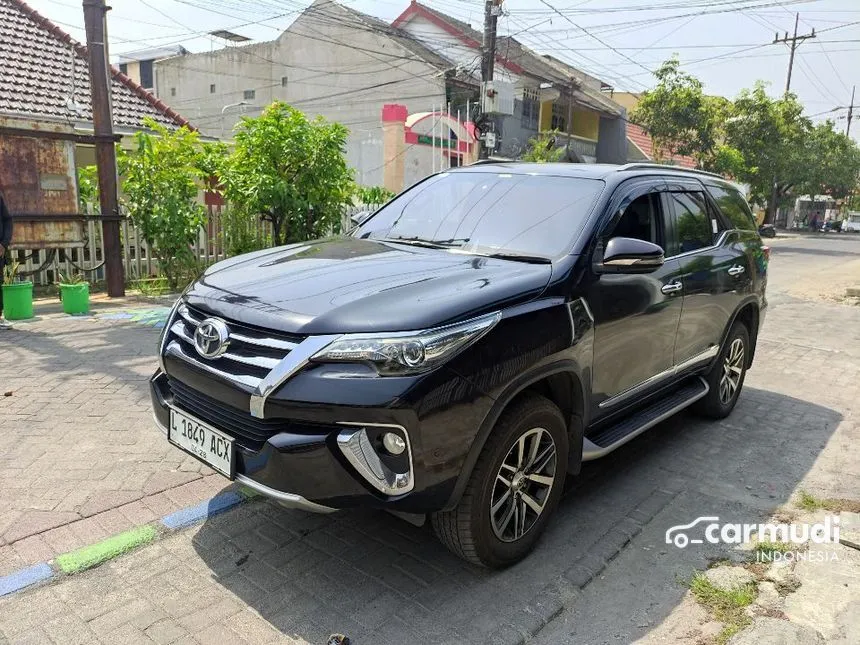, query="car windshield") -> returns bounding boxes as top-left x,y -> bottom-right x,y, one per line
355,171 -> 605,260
